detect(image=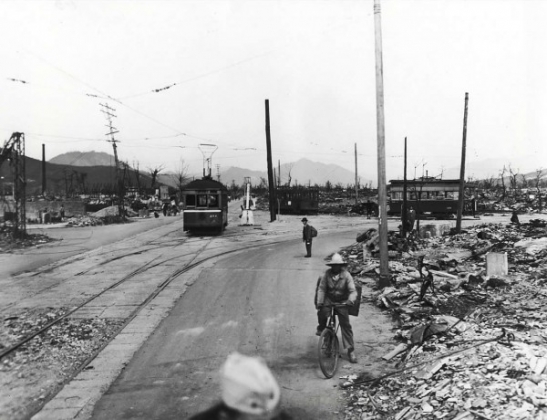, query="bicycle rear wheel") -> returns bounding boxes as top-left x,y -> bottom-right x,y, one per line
318,328 -> 340,378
